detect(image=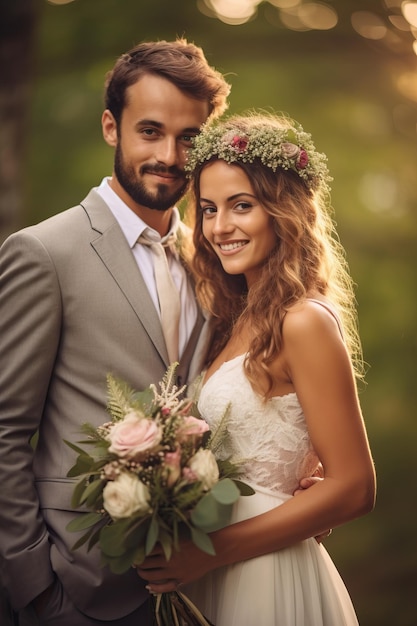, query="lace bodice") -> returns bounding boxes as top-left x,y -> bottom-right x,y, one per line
198,354 -> 319,496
